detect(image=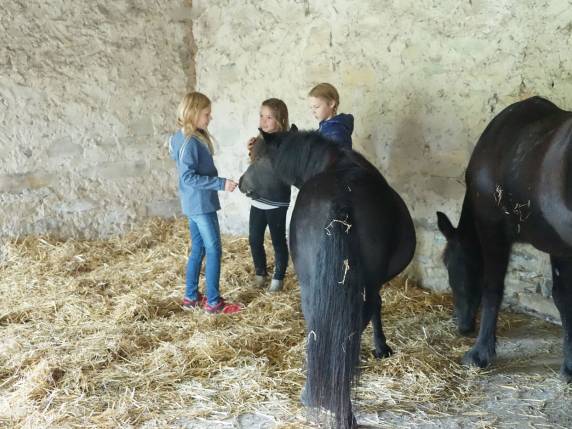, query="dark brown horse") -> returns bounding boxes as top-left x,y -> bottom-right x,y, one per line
437,96 -> 572,381
239,129 -> 416,428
